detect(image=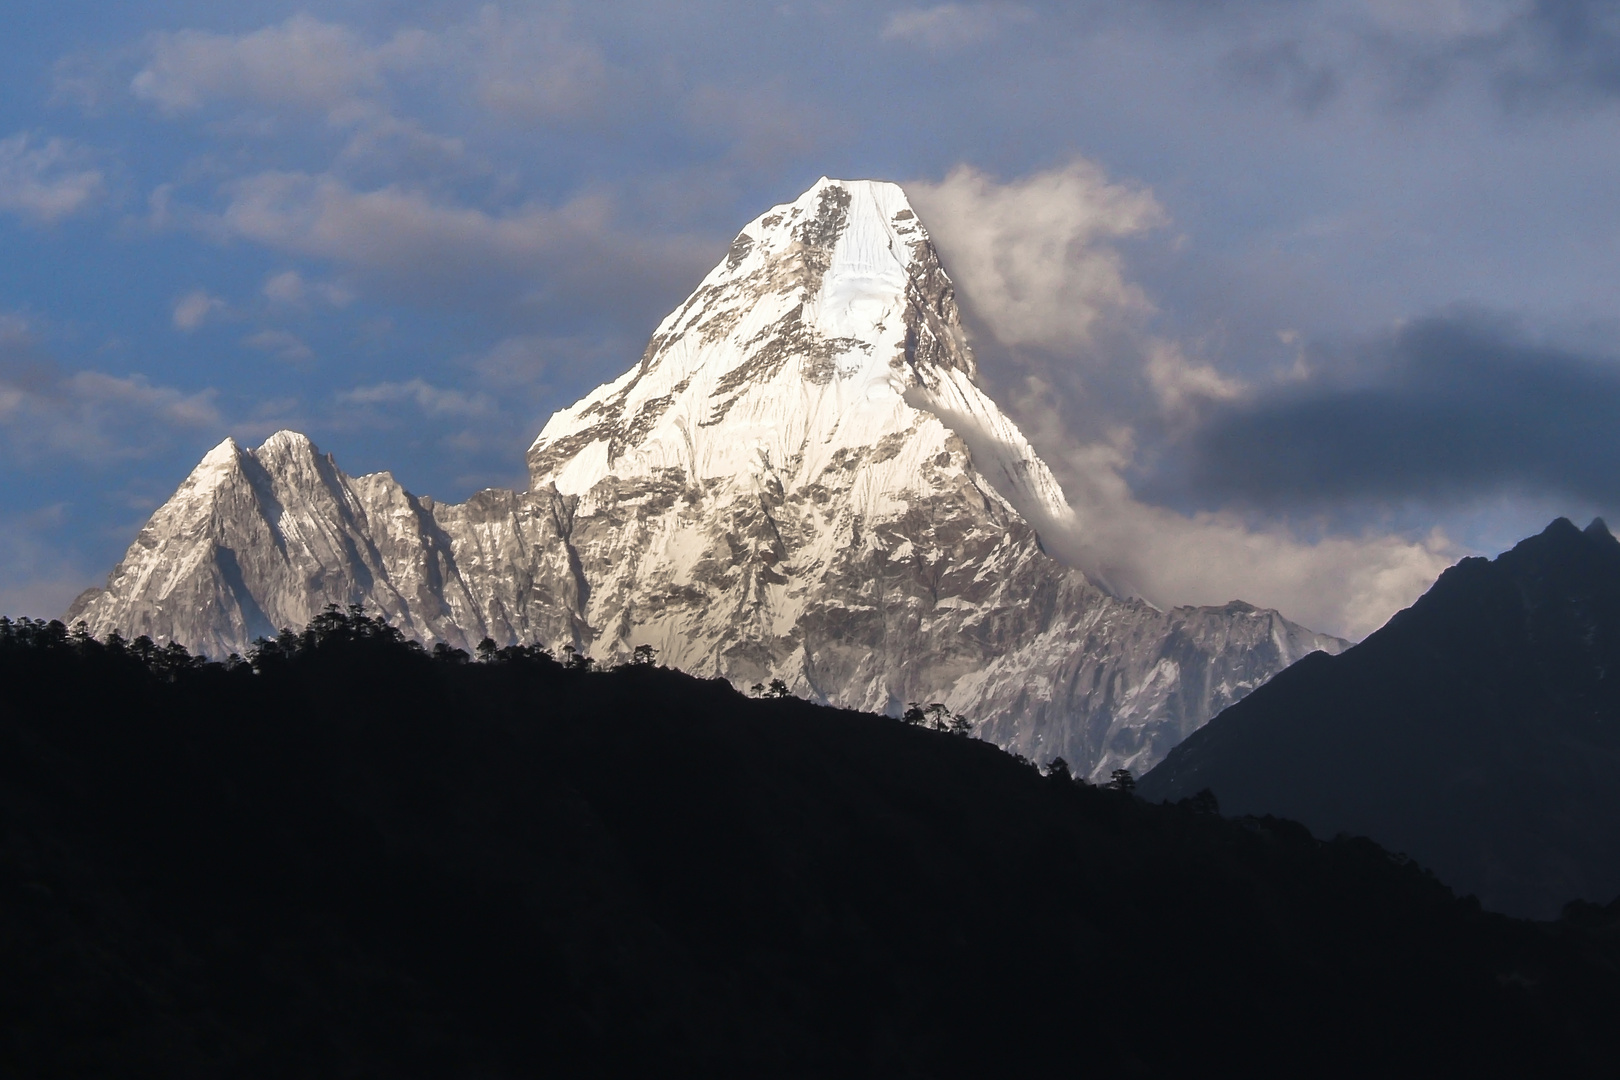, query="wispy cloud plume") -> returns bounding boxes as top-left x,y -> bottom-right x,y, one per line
131,15 -> 429,115
337,378 -> 492,419
882,5 -> 1031,52
172,289 -> 223,331
0,503 -> 97,620
0,313 -> 220,462
193,169 -> 710,322
242,329 -> 313,364
0,133 -> 106,224
910,161 -> 1452,638
262,270 -> 353,308
910,160 -> 1165,349
466,7 -> 613,121
1001,380 -> 1456,639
